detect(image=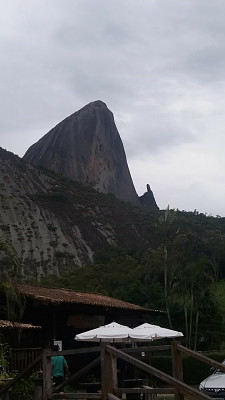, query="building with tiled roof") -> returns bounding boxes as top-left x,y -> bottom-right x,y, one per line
17,284 -> 164,349
0,320 -> 41,330
17,283 -> 160,311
